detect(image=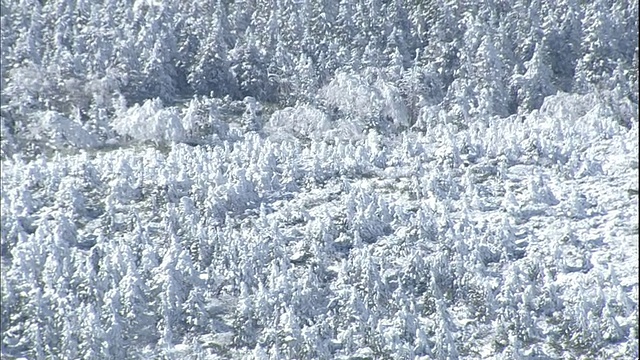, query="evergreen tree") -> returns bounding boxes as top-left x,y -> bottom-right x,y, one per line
543,0 -> 583,92
433,299 -> 459,359
103,288 -> 126,359
118,250 -> 151,343
140,39 -> 177,103
512,42 -> 556,112
575,0 -> 619,90
78,302 -> 106,360
188,5 -> 237,98
59,295 -> 81,360
229,29 -> 275,101
471,29 -> 513,117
